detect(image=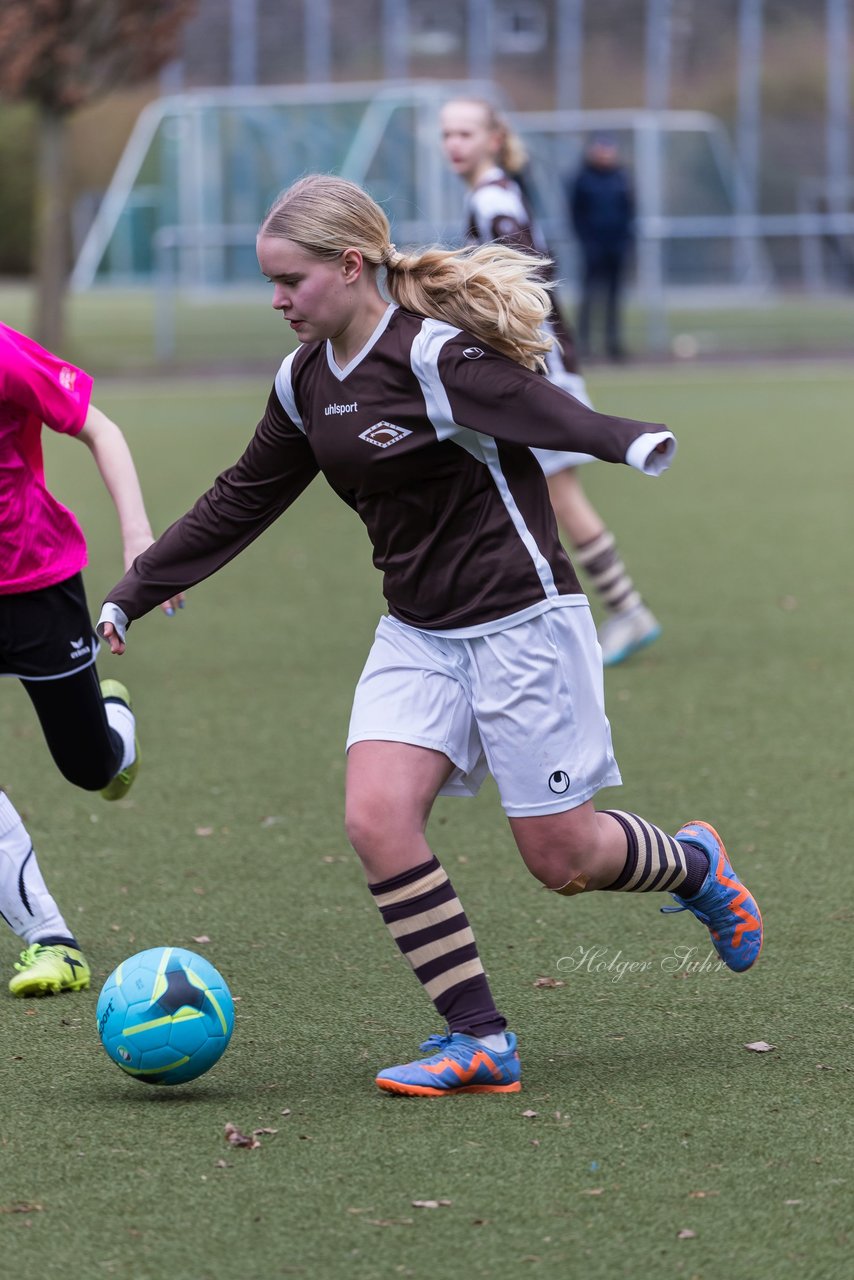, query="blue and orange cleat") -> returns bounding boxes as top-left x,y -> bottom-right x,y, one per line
662,820 -> 763,972
376,1031 -> 522,1097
